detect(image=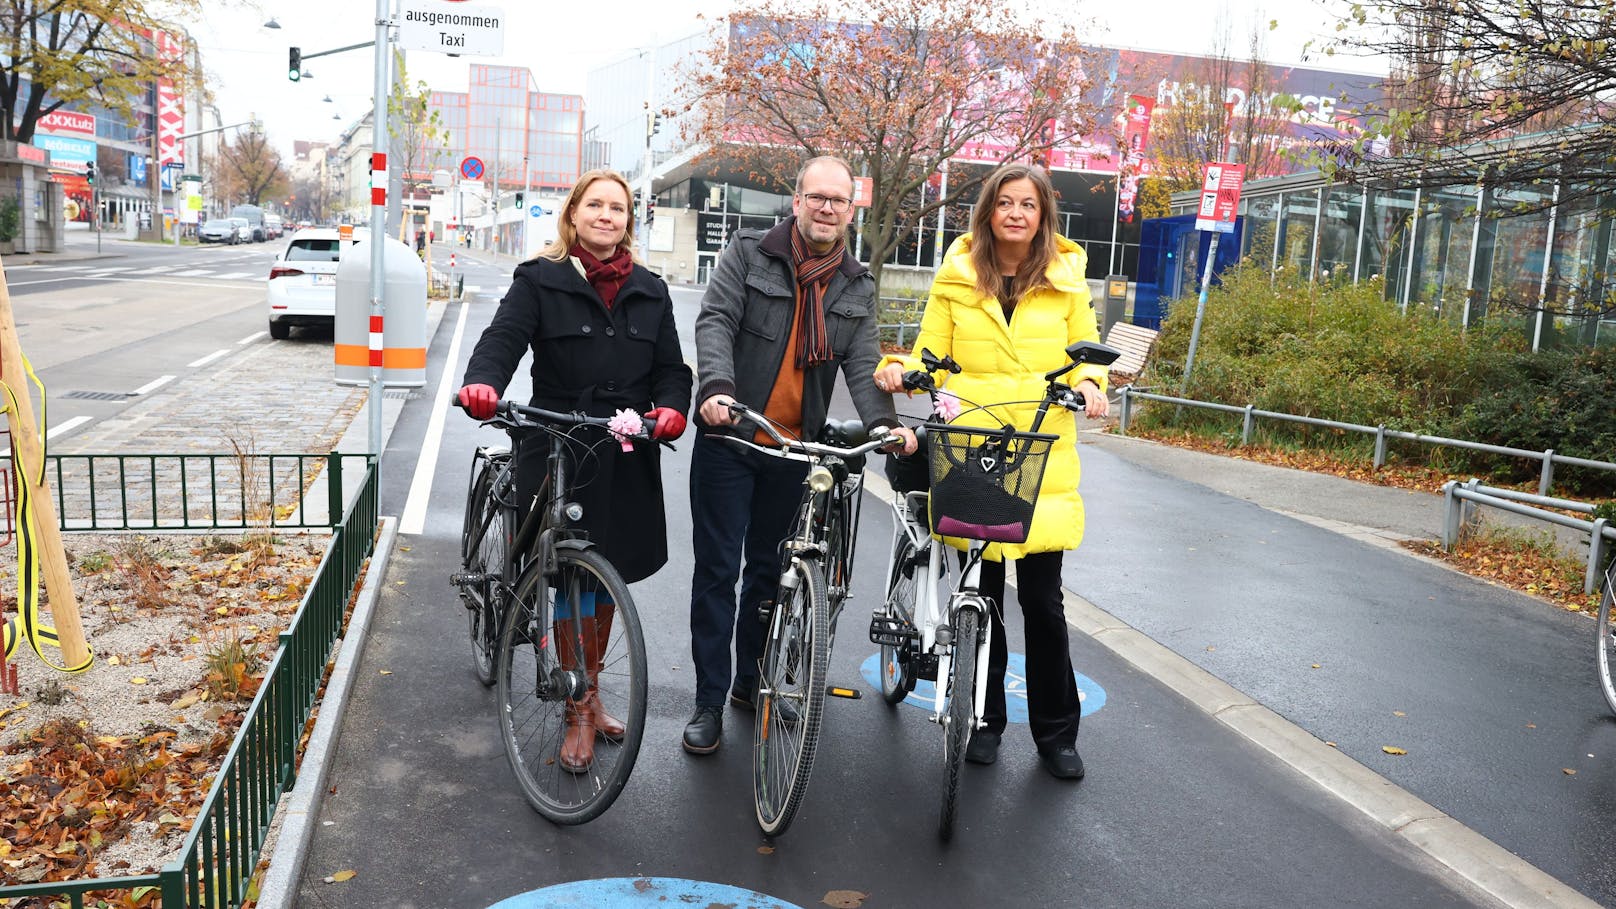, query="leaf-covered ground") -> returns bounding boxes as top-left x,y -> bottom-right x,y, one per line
0,532 -> 328,897
1118,426 -> 1605,615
